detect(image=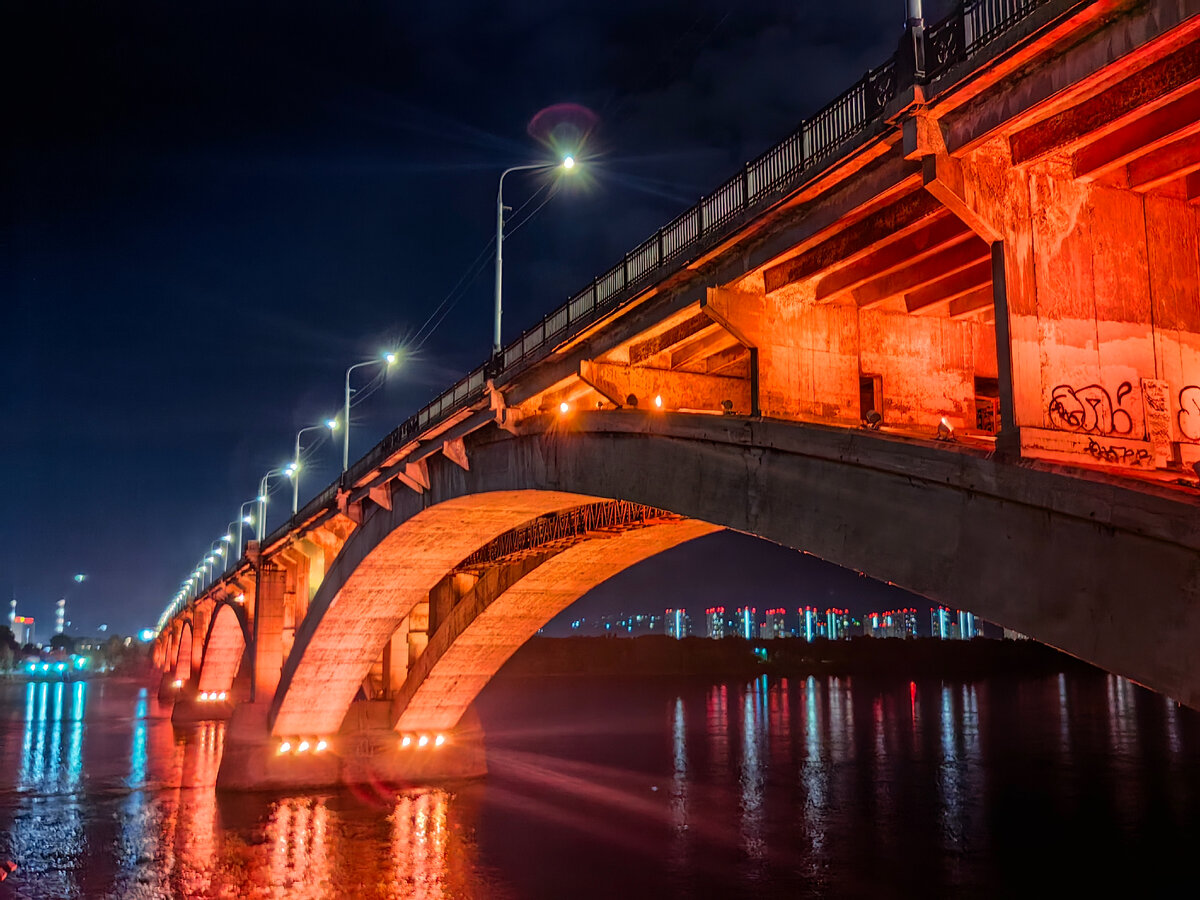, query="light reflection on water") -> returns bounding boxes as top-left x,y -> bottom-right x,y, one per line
0,670 -> 1197,898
